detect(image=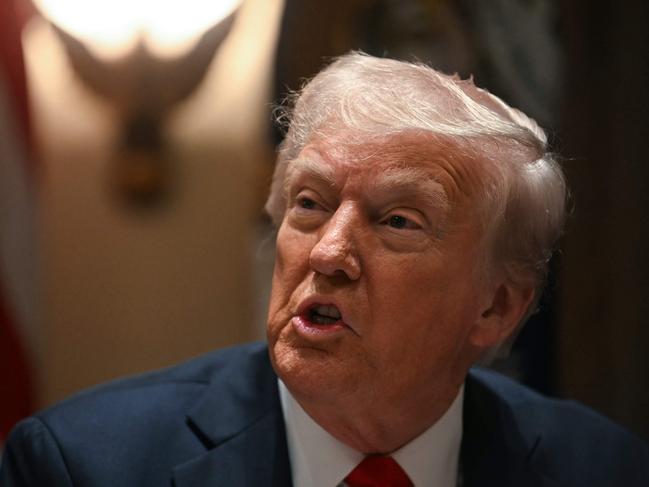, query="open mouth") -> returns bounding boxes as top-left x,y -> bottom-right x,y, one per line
292,300 -> 354,340
307,304 -> 342,325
